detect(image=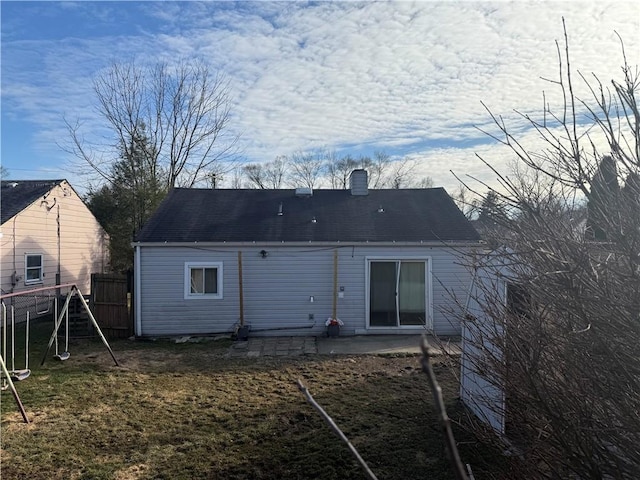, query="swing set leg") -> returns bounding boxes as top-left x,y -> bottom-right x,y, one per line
40,287 -> 119,367
75,289 -> 119,367
1,355 -> 29,423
